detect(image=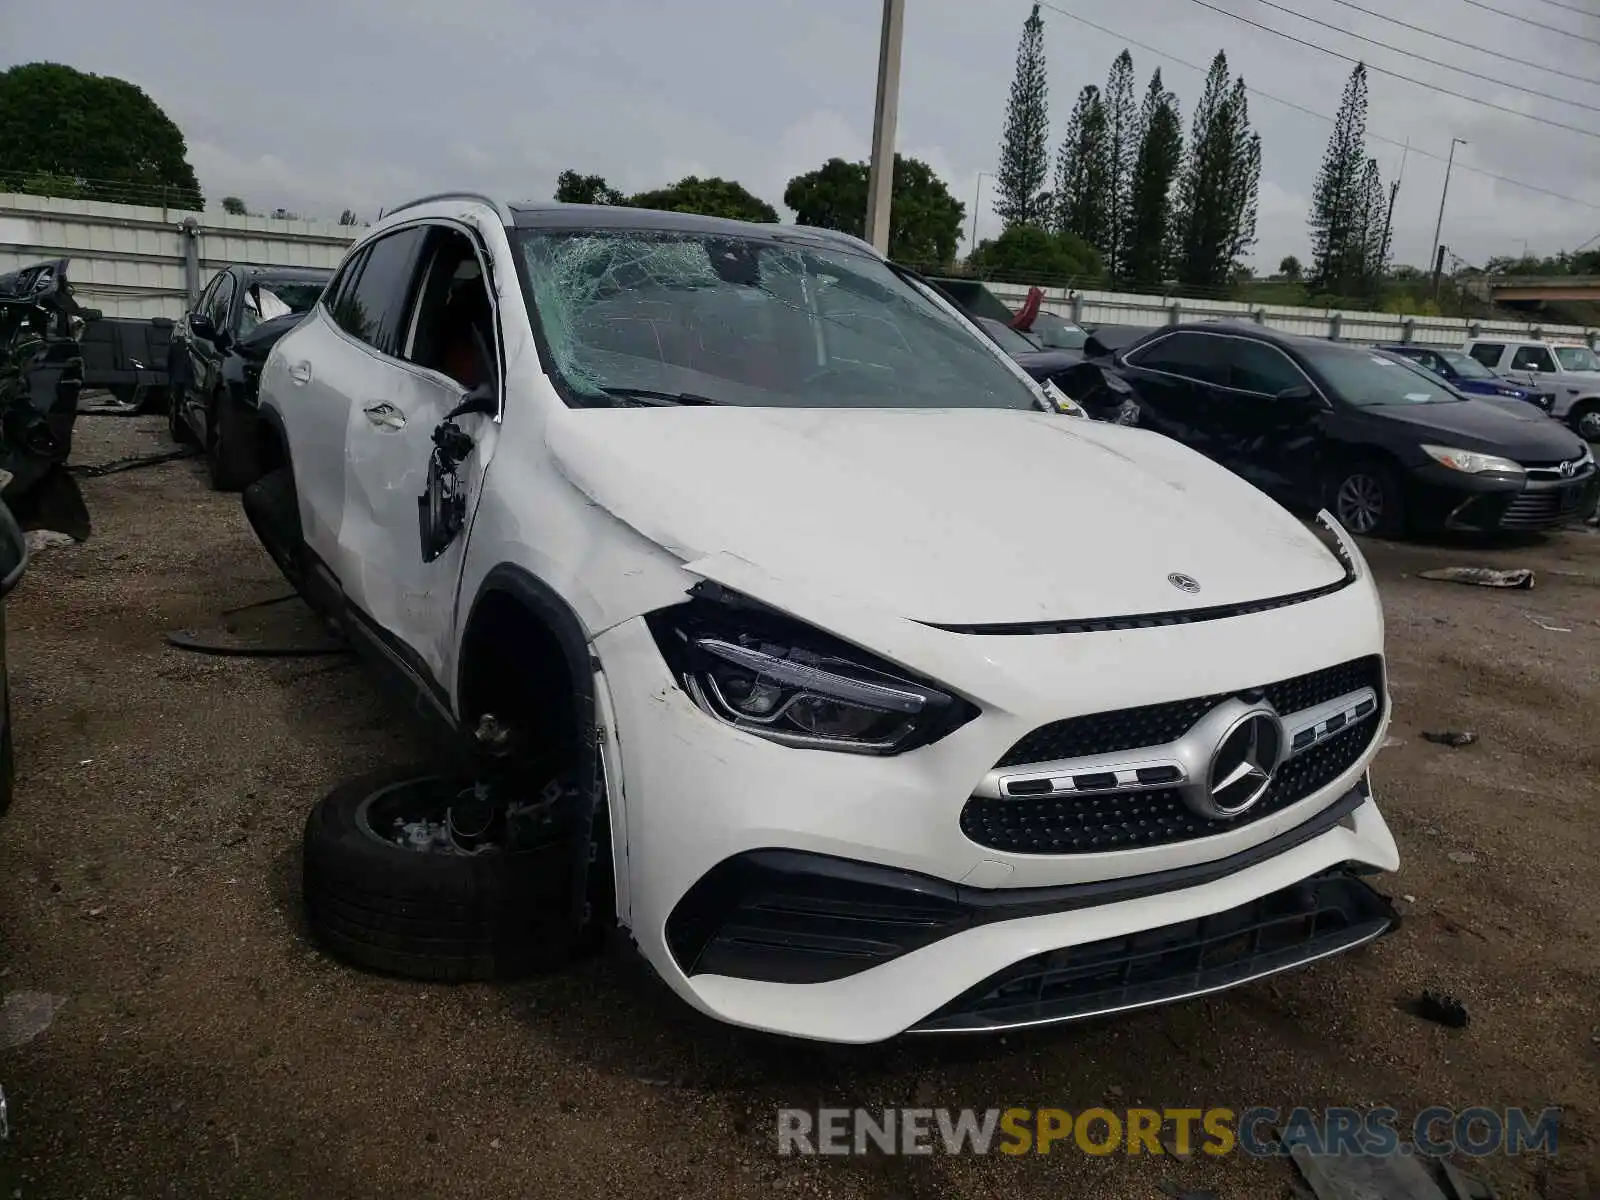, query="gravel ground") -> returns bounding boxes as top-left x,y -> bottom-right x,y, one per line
1,414 -> 1596,1199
